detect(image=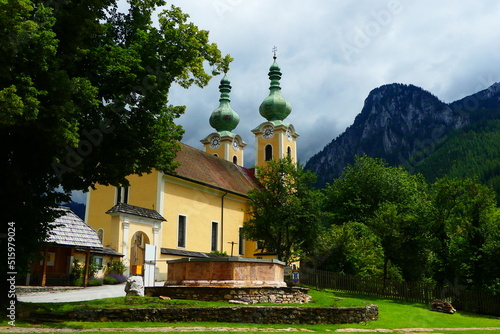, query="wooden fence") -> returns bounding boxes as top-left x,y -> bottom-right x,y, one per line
299,268 -> 500,316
